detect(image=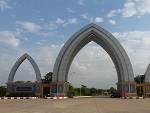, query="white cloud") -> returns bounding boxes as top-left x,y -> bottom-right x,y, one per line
109,20 -> 116,25
107,9 -> 122,18
55,18 -> 65,24
73,61 -> 87,71
63,18 -> 78,26
94,17 -> 103,23
122,1 -> 137,17
0,31 -> 20,47
16,21 -> 42,33
113,31 -> 150,75
78,0 -> 85,5
66,8 -> 75,13
0,0 -> 11,11
81,14 -> 104,23
81,14 -> 93,22
107,0 -> 150,18
45,23 -> 57,30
